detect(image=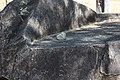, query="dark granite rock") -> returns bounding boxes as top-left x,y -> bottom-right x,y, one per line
1,0 -> 97,42
0,0 -> 120,80
1,21 -> 120,80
